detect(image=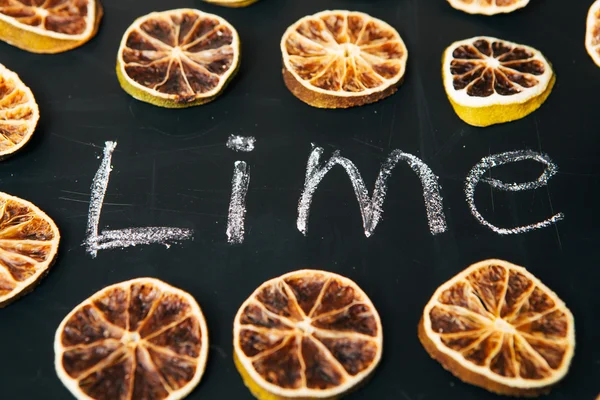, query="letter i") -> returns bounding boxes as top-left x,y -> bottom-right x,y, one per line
226,135 -> 255,244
